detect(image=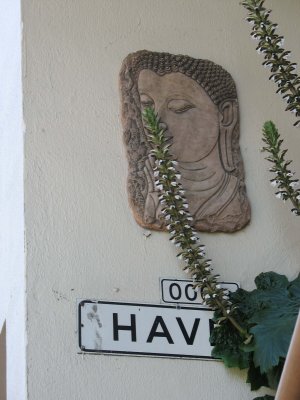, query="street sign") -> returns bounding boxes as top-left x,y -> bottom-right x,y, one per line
78,300 -> 214,359
160,279 -> 239,306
